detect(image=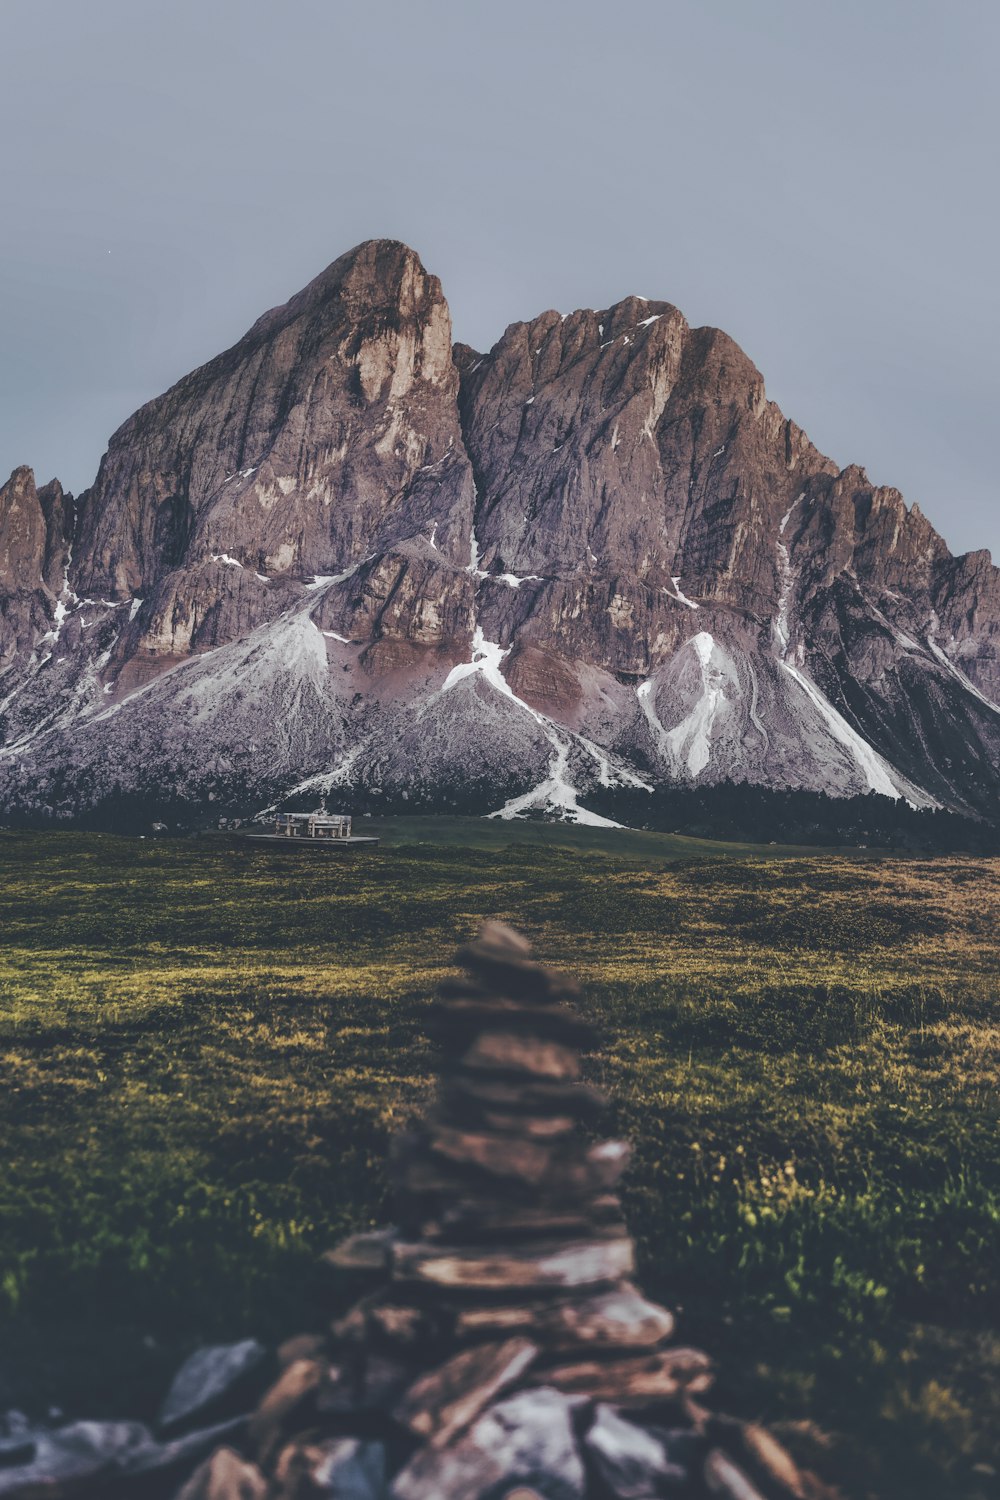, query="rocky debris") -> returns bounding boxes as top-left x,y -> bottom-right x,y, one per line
582,1404 -> 687,1497
0,1414 -> 244,1496
391,1387 -> 587,1500
176,1446 -> 269,1500
0,923 -> 838,1499
159,1340 -> 268,1432
271,1435 -> 386,1499
391,1338 -> 538,1448
0,1420 -> 150,1496
247,1359 -> 326,1467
